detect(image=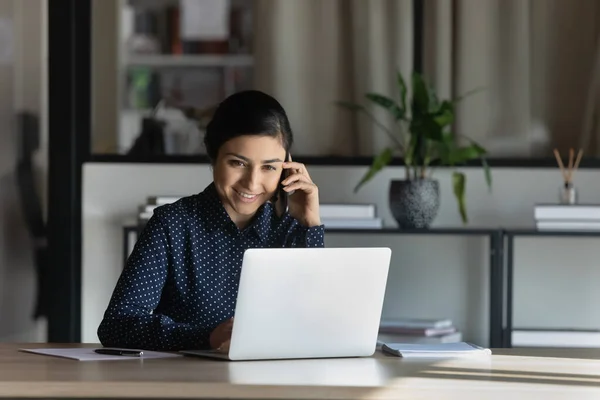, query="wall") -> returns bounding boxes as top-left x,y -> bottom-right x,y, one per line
0,0 -> 47,342
83,163 -> 600,347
